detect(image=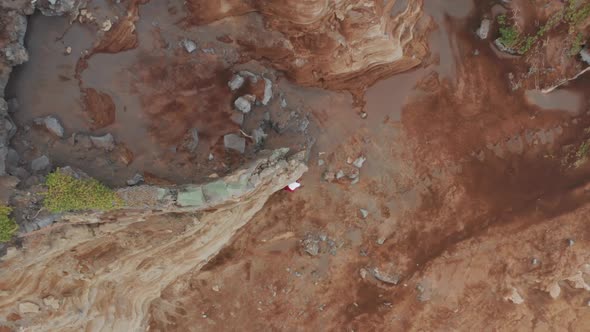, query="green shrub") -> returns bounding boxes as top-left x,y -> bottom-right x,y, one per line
499,26 -> 520,48
569,33 -> 585,56
44,171 -> 123,213
0,205 -> 17,243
